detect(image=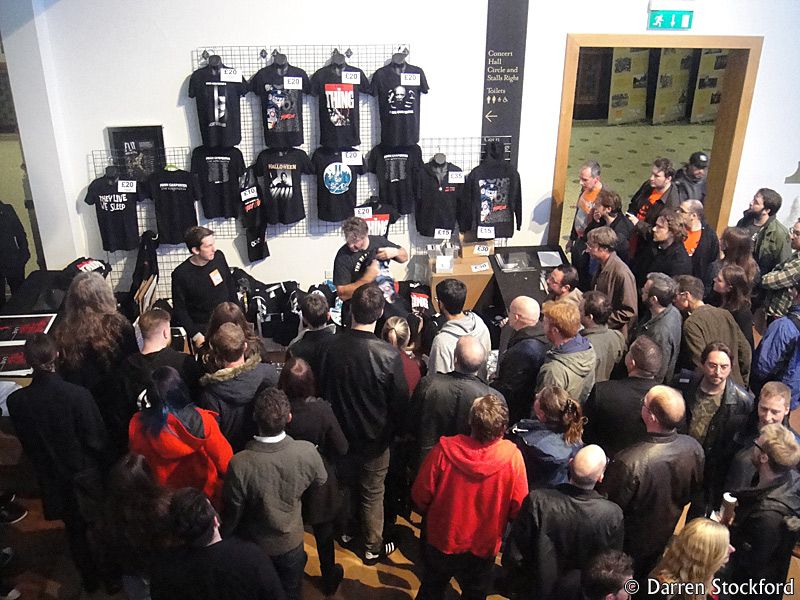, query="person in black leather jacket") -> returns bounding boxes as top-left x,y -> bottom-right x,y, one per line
673,341 -> 754,519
